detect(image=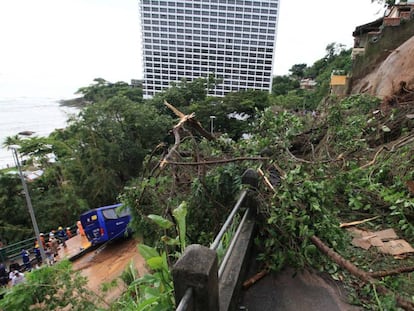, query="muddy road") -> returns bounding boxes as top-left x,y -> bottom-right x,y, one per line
69,236 -> 147,304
